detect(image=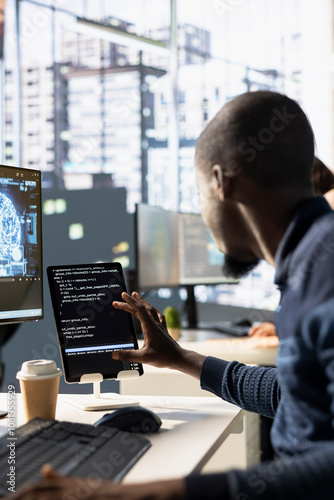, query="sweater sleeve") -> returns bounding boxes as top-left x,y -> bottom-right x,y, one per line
200,356 -> 280,418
